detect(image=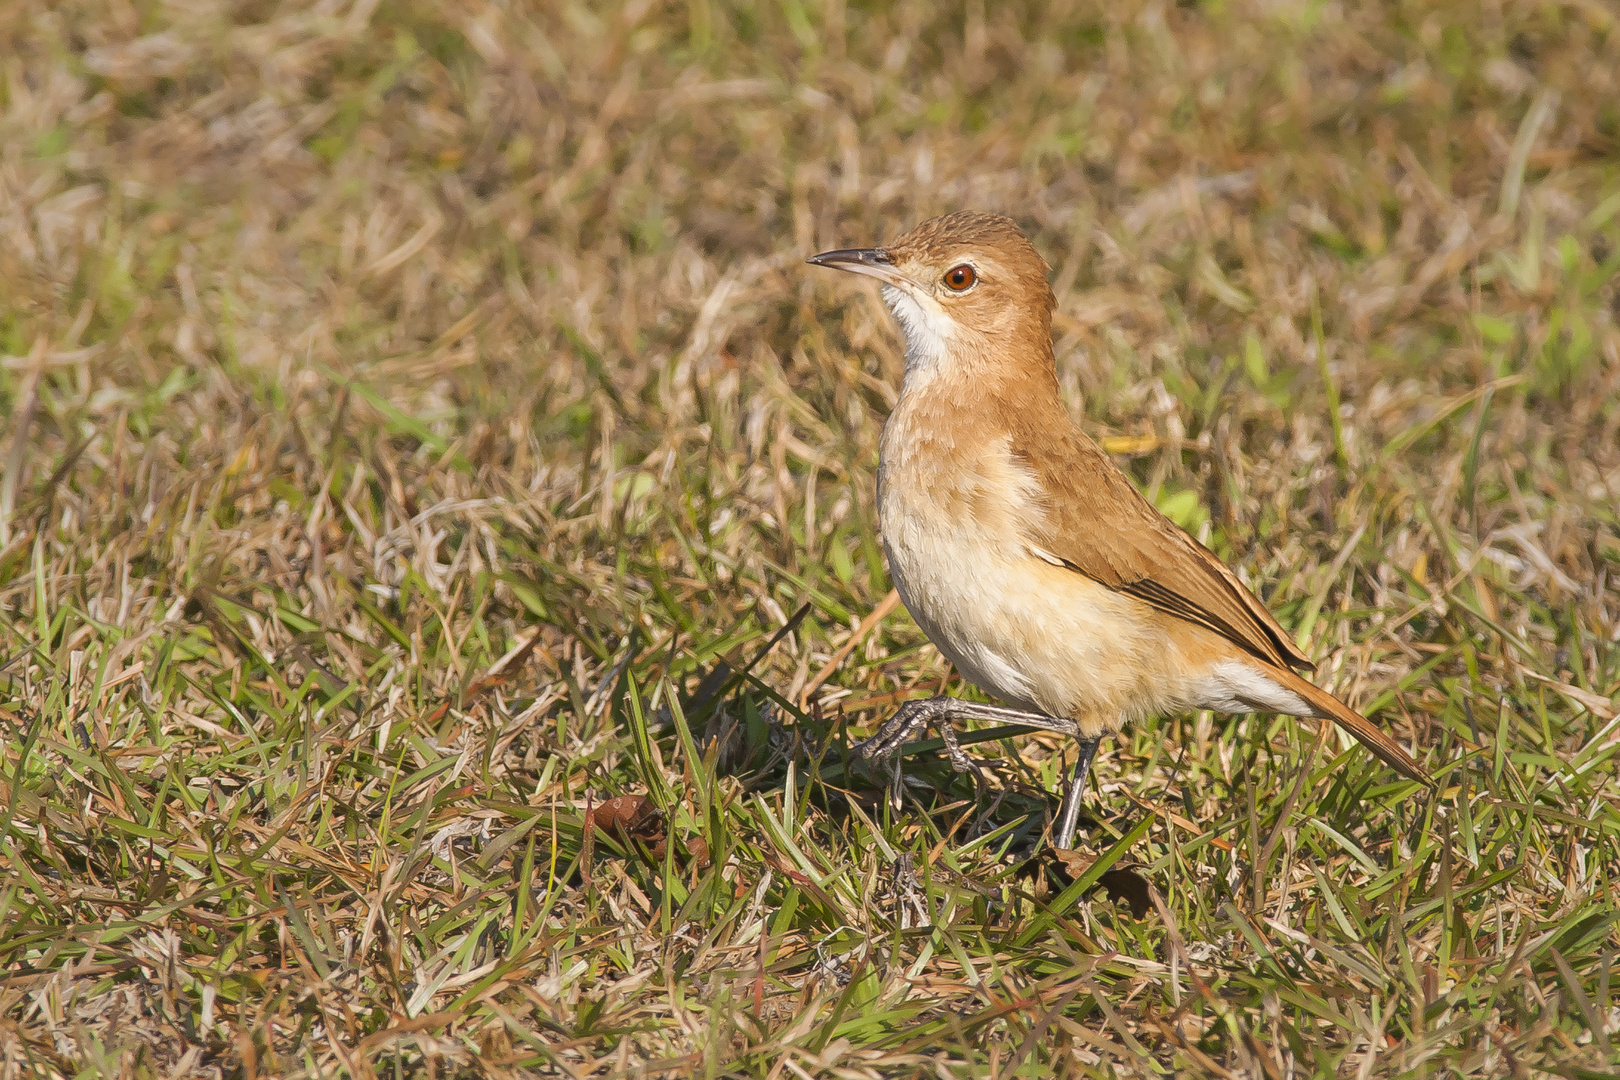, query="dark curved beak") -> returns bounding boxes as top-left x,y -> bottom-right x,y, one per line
806,247 -> 905,286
